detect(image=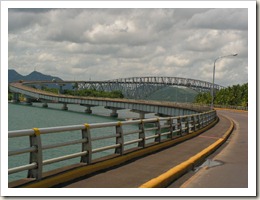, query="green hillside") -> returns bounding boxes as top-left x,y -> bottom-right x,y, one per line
144,86 -> 198,103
